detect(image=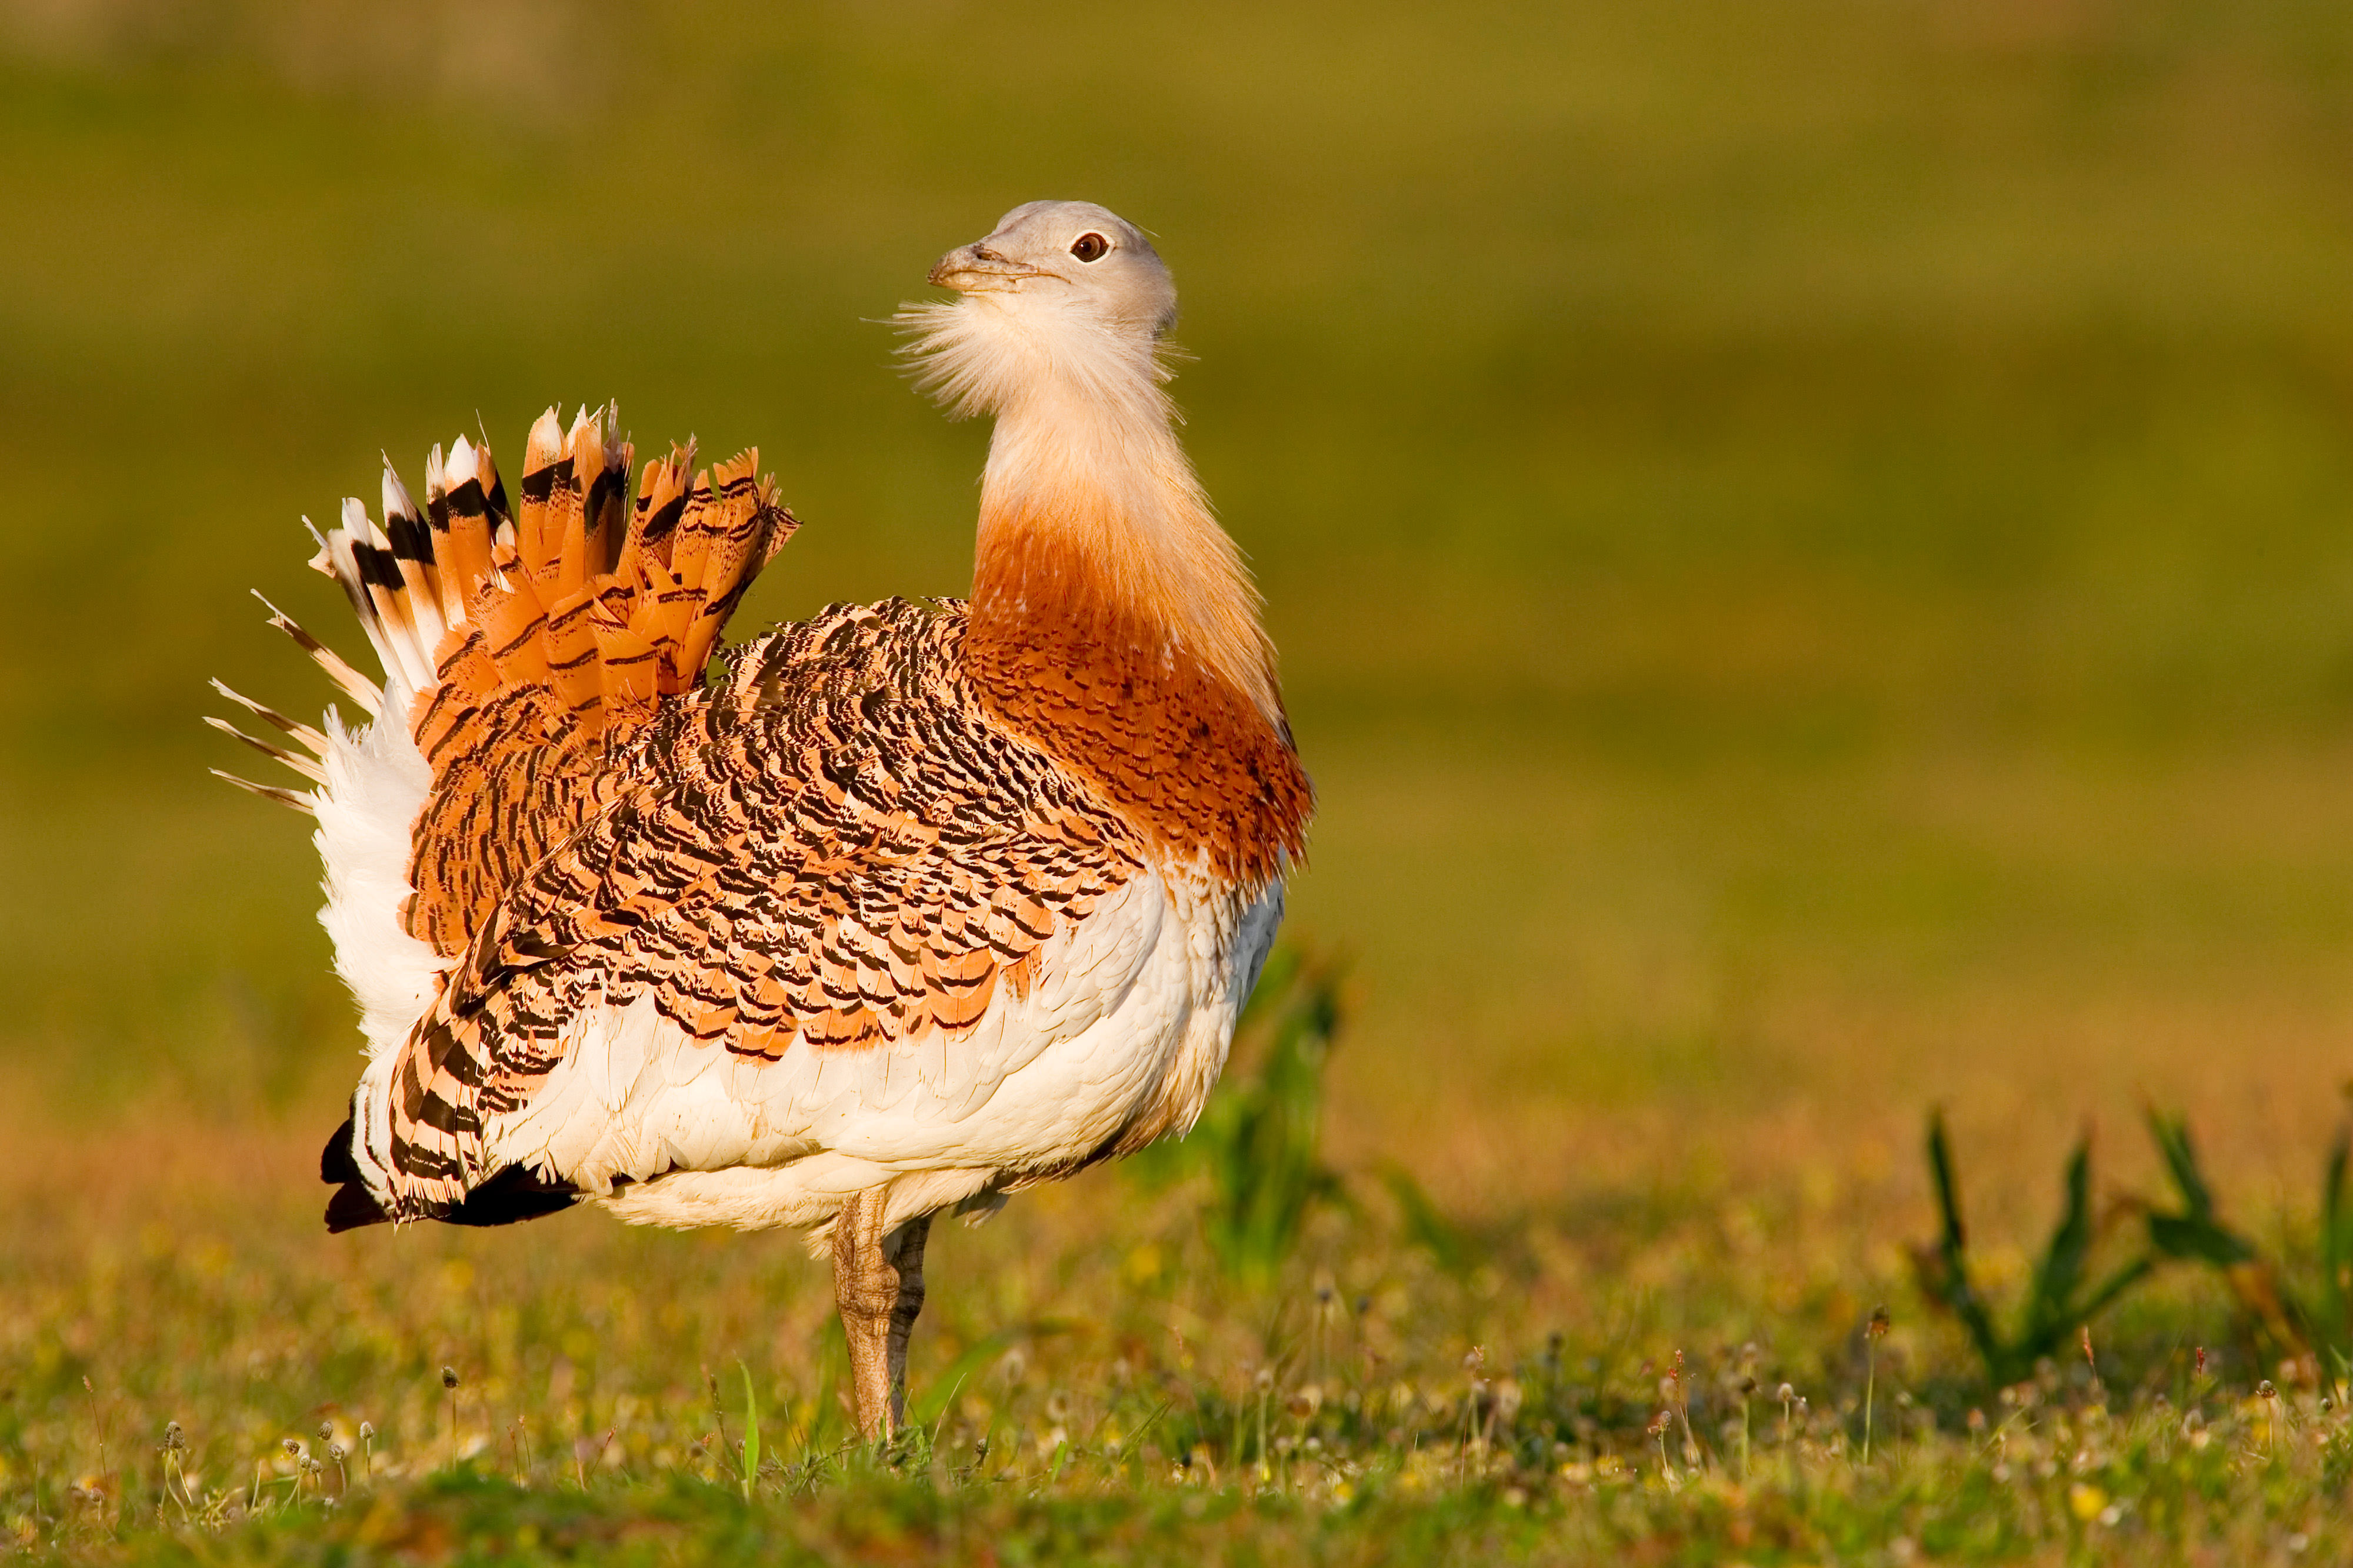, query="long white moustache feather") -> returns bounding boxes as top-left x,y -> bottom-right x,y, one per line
892,295 -> 1177,425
